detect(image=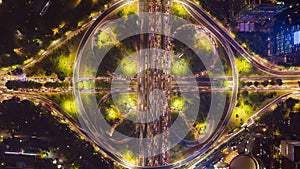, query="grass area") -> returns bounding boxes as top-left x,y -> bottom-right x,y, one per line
172,58 -> 189,76
195,122 -> 208,135
171,95 -> 185,110
235,56 -> 264,76
228,91 -> 287,129
99,94 -> 137,123
194,32 -> 214,54
25,31 -> 84,80
118,57 -> 137,76
235,56 -> 252,76
118,1 -> 138,17
95,39 -> 137,77
42,93 -> 78,118
172,1 -> 191,19
194,32 -> 215,69
97,28 -> 119,48
107,1 -> 138,22
43,92 -> 110,120
57,54 -> 74,77
77,81 -> 95,89
114,94 -> 137,109
208,42 -> 232,76
105,105 -> 121,121
121,150 -> 137,165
